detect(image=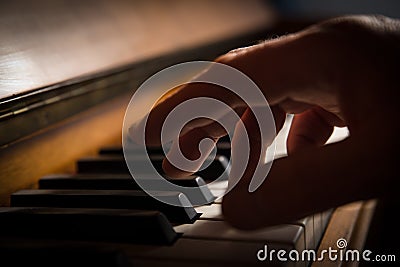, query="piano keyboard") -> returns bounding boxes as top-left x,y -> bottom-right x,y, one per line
0,139 -> 332,267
